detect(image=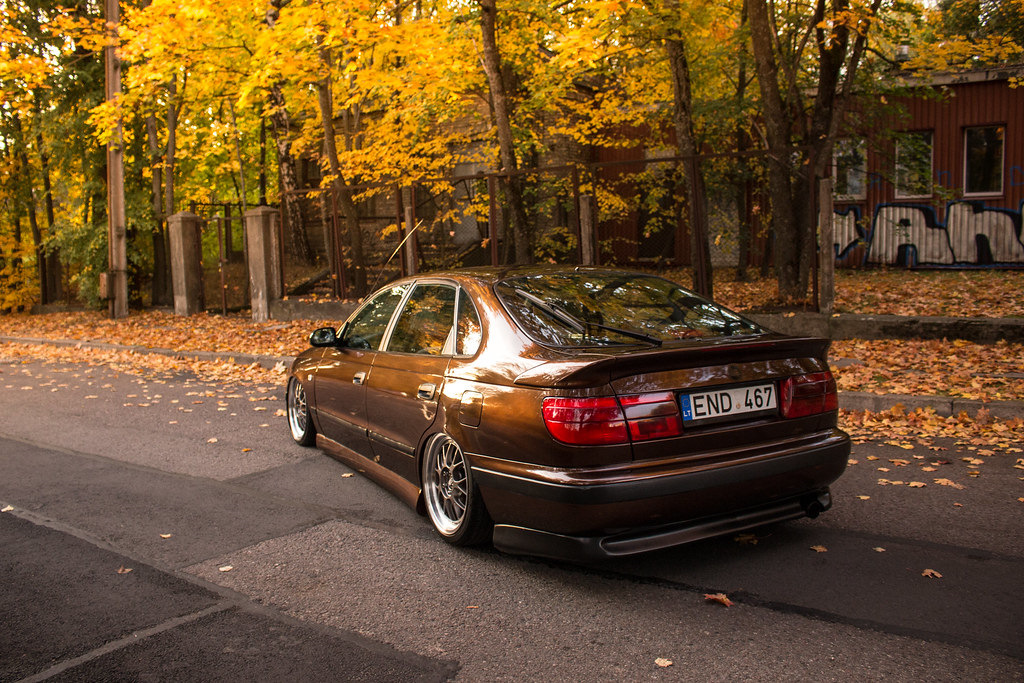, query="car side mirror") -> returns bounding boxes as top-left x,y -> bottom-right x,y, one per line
309,327 -> 339,347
